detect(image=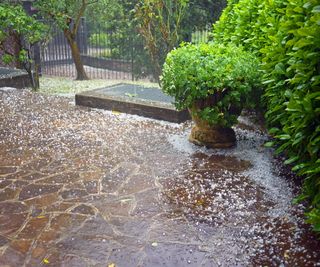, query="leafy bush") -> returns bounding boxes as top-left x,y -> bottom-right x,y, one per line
263,0 -> 320,233
213,0 -> 284,108
0,3 -> 46,89
213,0 -> 281,55
213,0 -> 320,232
161,42 -> 261,127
